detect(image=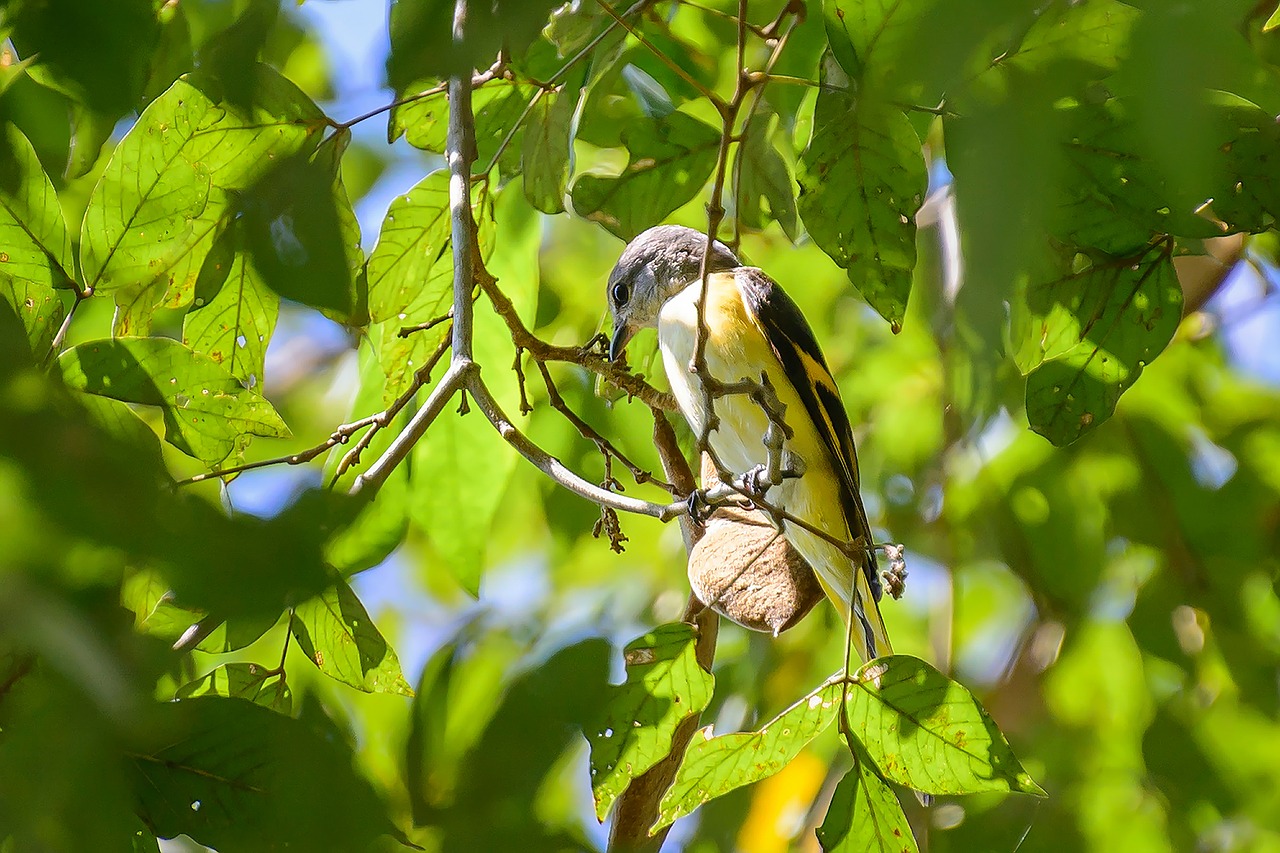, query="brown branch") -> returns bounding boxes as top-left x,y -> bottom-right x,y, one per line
175,414 -> 379,486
